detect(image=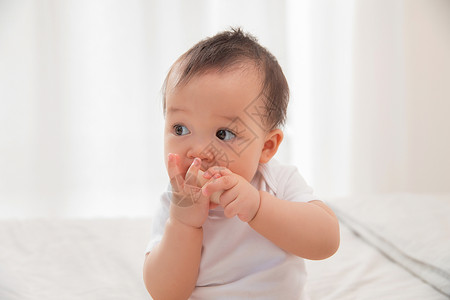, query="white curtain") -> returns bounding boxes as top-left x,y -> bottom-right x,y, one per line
1,0 -> 449,218
286,0 -> 450,196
